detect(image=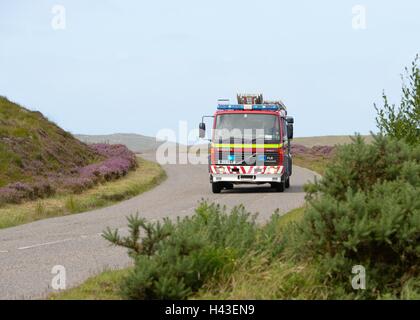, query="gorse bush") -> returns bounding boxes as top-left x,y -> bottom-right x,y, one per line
304,135 -> 419,199
294,135 -> 420,298
103,202 -> 262,299
375,54 -> 420,146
